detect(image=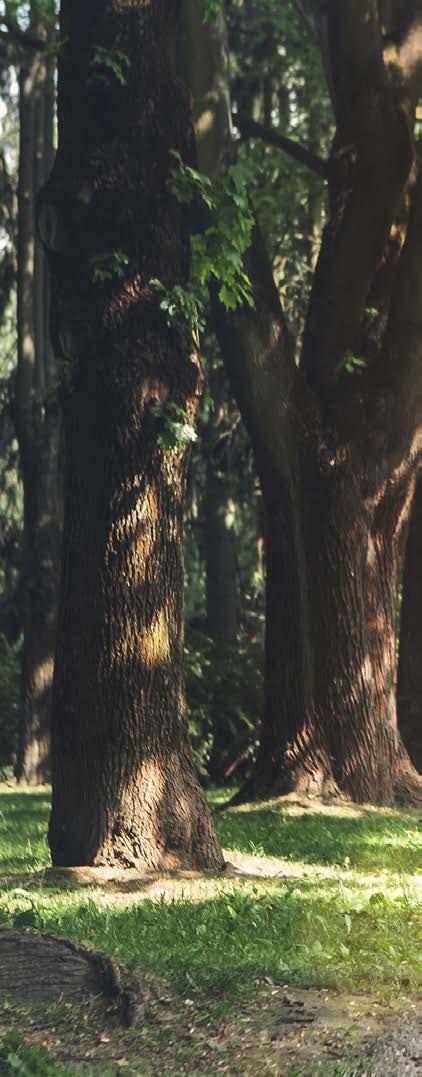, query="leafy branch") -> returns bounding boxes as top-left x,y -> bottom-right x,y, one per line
150,402 -> 198,450
90,46 -> 130,87
149,279 -> 204,334
337,352 -> 367,376
90,250 -> 129,283
168,152 -> 255,313
199,0 -> 222,27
